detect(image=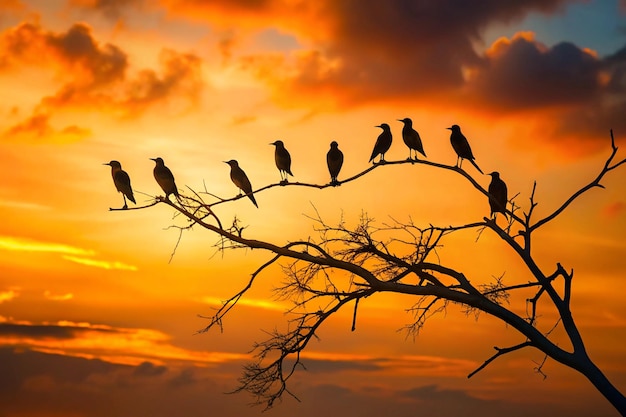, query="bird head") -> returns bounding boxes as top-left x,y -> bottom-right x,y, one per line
224,160 -> 238,167
447,124 -> 460,131
270,140 -> 284,147
150,157 -> 164,165
488,171 -> 500,178
103,160 -> 121,168
397,118 -> 412,125
376,123 -> 390,130
330,141 -> 339,148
